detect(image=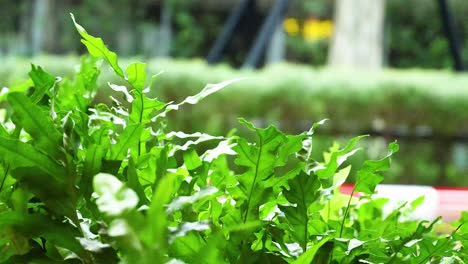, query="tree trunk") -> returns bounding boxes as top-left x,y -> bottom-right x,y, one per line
158,1 -> 173,57
328,0 -> 386,69
266,24 -> 286,65
31,0 -> 56,55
